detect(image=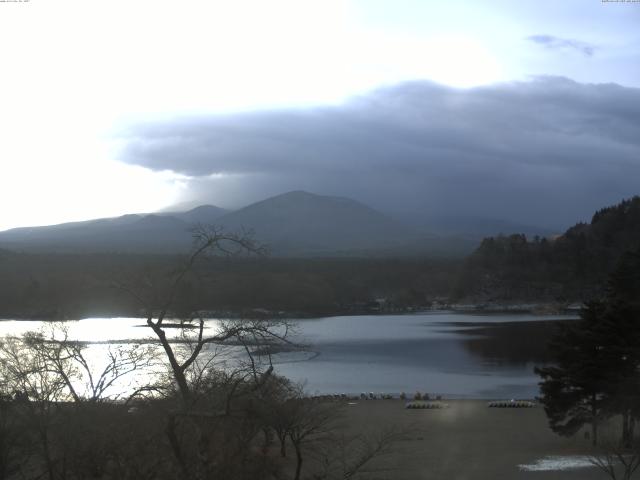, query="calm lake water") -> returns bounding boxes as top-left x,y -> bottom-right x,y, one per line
0,312 -> 575,399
